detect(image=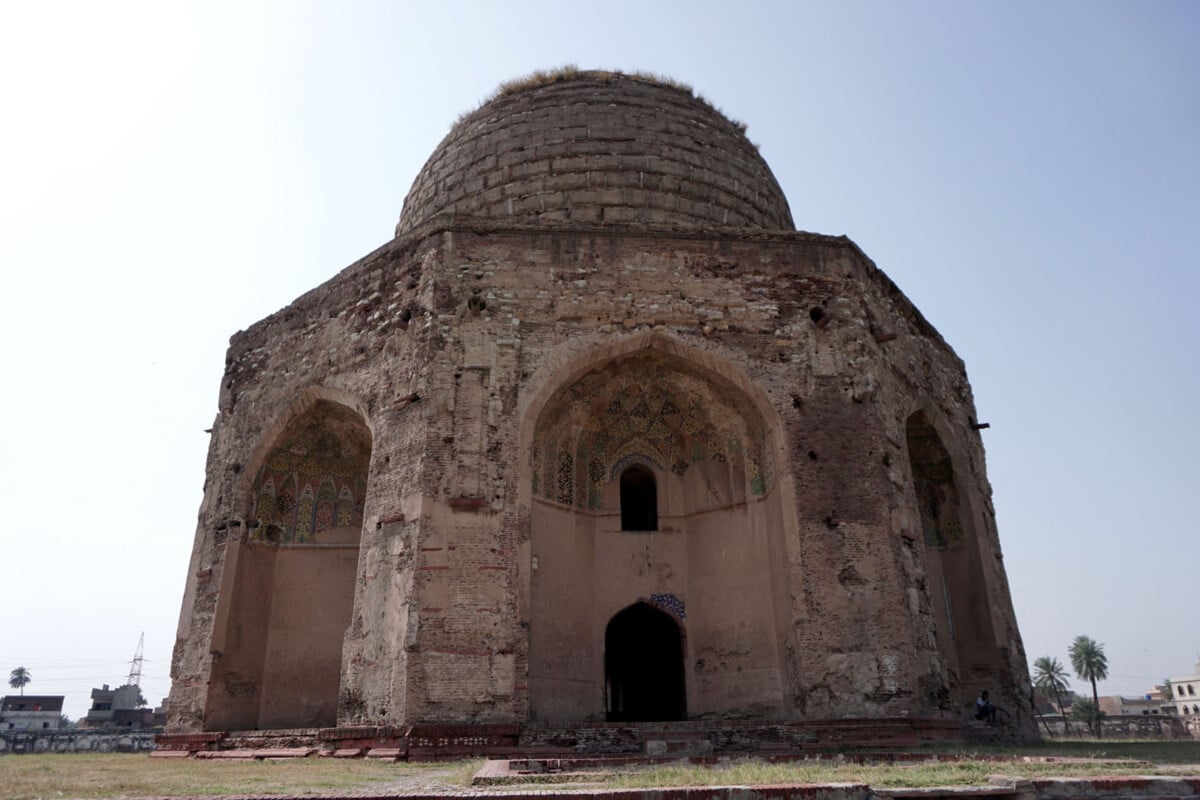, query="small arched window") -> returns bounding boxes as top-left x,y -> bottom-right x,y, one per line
620,465 -> 658,531
1189,685 -> 1196,696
